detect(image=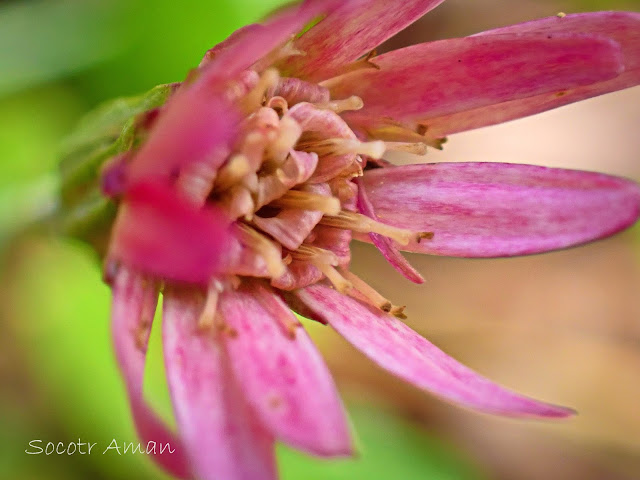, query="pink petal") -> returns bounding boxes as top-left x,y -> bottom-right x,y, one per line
111,268 -> 191,478
425,12 -> 640,135
127,82 -> 238,186
359,163 -> 640,257
220,282 -> 352,456
297,284 -> 575,418
108,182 -> 230,285
199,0 -> 342,82
271,260 -> 323,291
279,0 -> 446,81
335,33 -> 623,132
252,205 -> 324,251
356,178 -> 424,283
163,291 -> 276,480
